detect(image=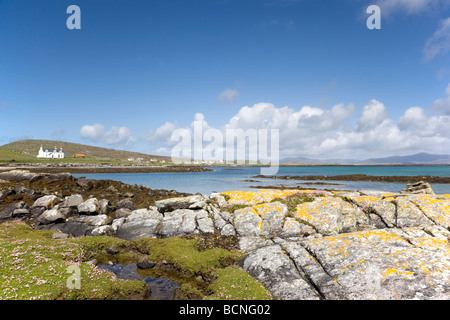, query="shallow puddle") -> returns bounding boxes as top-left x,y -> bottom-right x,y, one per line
98,263 -> 182,300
